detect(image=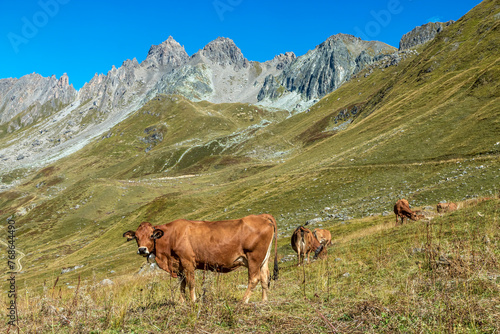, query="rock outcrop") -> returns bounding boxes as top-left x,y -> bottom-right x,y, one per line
142,36 -> 190,70
198,37 -> 249,69
0,73 -> 77,130
399,21 -> 454,50
257,34 -> 396,110
273,52 -> 296,70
